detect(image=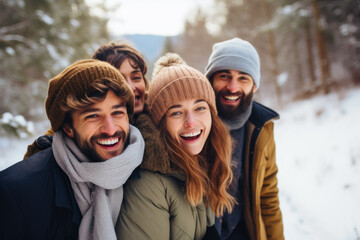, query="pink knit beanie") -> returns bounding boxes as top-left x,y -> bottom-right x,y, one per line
148,53 -> 216,125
